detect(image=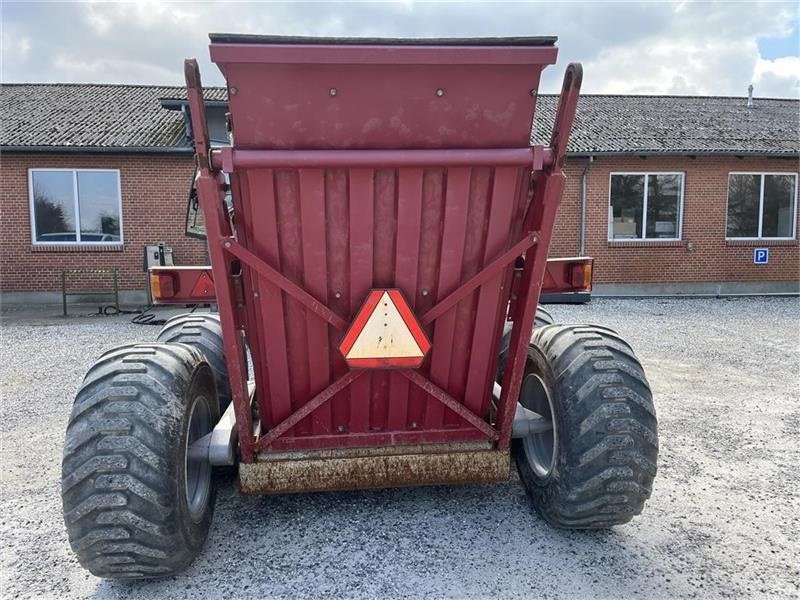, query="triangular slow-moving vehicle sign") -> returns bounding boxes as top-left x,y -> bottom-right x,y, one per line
339,289 -> 431,368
